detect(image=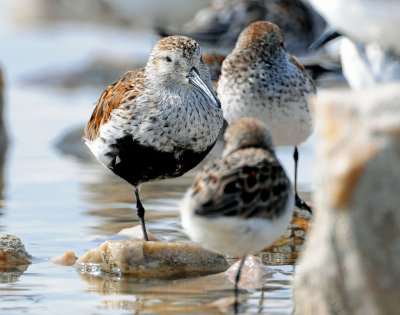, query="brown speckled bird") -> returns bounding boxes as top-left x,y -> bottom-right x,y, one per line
218,21 -> 316,211
83,36 -> 223,241
180,118 -> 294,312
